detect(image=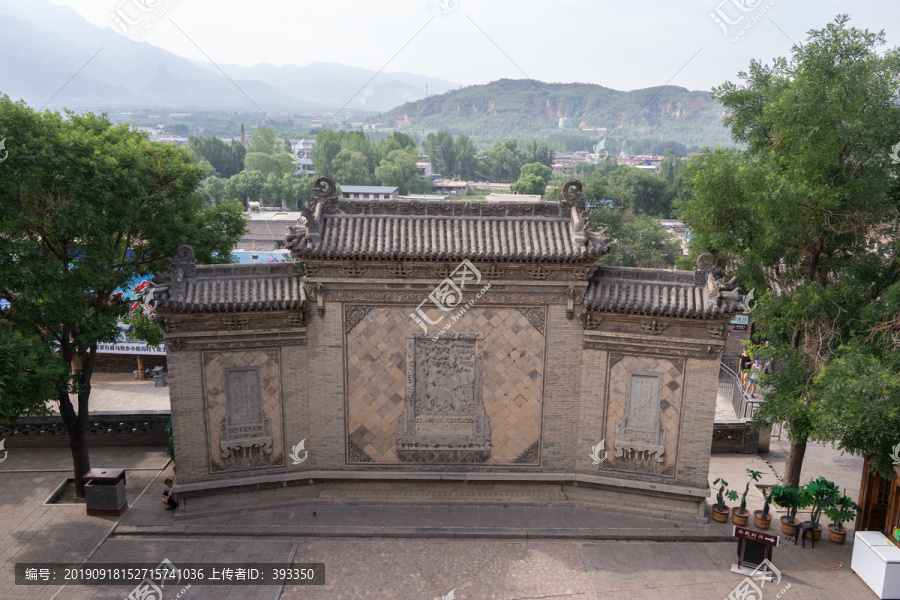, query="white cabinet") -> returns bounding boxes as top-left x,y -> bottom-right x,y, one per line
852,531 -> 900,599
